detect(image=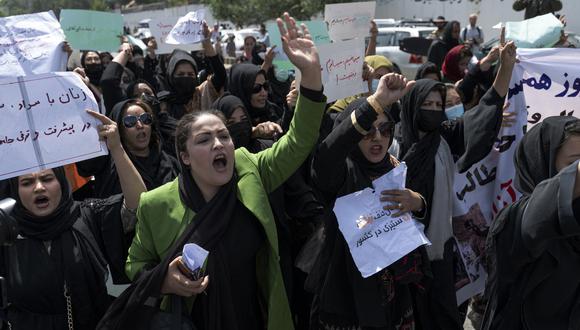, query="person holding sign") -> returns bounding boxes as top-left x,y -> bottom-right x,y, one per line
483,117 -> 580,330
398,33 -> 517,328
157,22 -> 227,120
310,74 -> 430,328
0,111 -> 146,330
98,13 -> 326,330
